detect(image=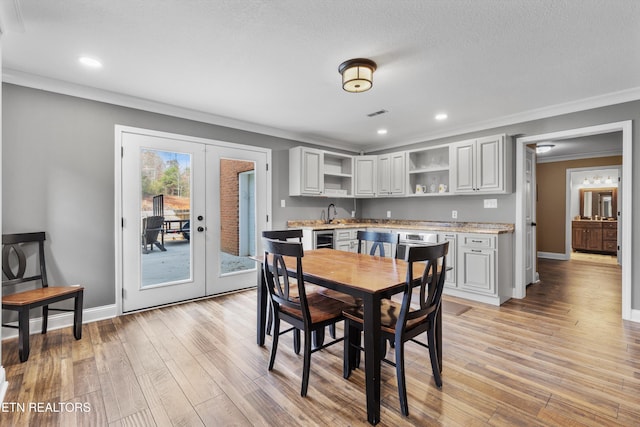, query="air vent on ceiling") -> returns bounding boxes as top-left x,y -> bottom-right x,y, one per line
366,109 -> 388,117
